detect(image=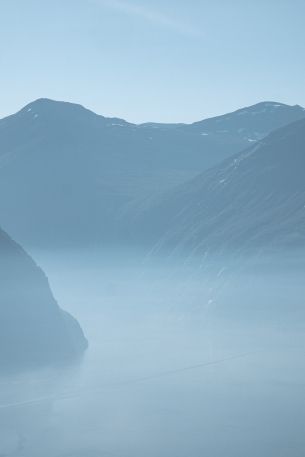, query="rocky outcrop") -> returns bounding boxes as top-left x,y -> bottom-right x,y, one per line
0,228 -> 87,370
